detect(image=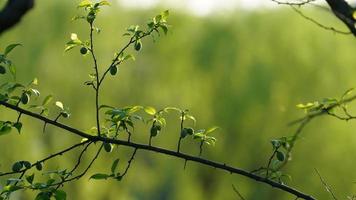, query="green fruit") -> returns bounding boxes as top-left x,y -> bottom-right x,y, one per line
87,11 -> 96,23
80,47 -> 88,55
35,162 -> 42,171
110,66 -> 117,75
180,128 -> 188,139
21,93 -> 30,105
134,41 -> 142,51
104,142 -> 112,152
0,65 -> 6,74
12,162 -> 23,172
61,112 -> 70,118
22,161 -> 31,169
150,124 -> 161,137
186,127 -> 194,135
